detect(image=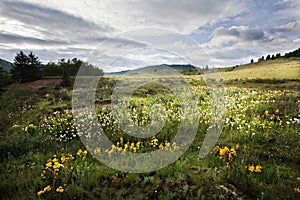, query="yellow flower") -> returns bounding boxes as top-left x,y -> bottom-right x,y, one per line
297,177 -> 300,181
118,147 -> 123,153
94,147 -> 101,154
275,109 -> 279,113
165,142 -> 170,148
37,190 -> 44,196
248,165 -> 255,172
172,142 -> 178,151
53,162 -> 60,169
124,142 -> 129,150
44,93 -> 49,97
136,141 -> 141,149
159,143 -> 164,149
40,170 -> 46,177
219,146 -> 229,157
83,150 -> 88,156
45,161 -> 52,169
151,136 -> 158,147
294,188 -> 300,193
265,110 -> 269,115
61,156 -> 66,163
44,185 -> 51,192
52,158 -> 58,162
56,186 -> 64,193
77,149 -> 82,156
120,137 -> 124,144
254,165 -> 262,173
